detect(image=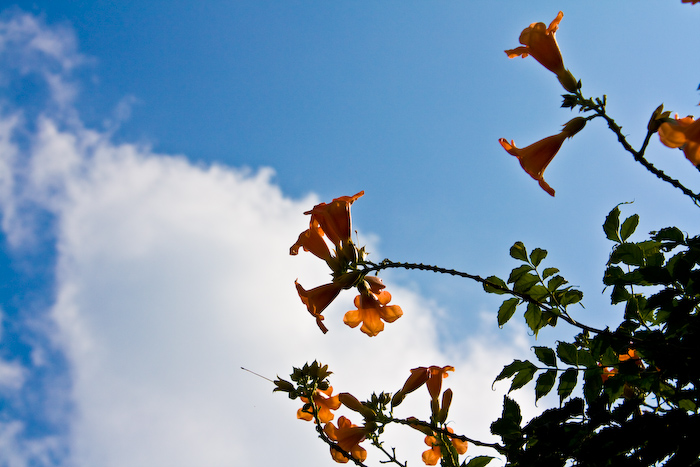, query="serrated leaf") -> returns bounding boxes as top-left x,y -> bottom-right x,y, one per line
653,226 -> 684,244
510,241 -> 528,262
508,264 -> 533,283
557,369 -> 578,402
609,243 -> 644,266
583,368 -> 603,404
535,369 -> 557,401
494,360 -> 535,383
600,347 -> 618,366
556,342 -> 579,365
529,248 -> 548,267
527,285 -> 550,301
541,267 -> 560,279
603,265 -> 624,286
509,364 -> 537,392
483,276 -> 508,295
533,346 -> 557,367
462,456 -> 494,467
610,284 -> 630,304
497,298 -> 519,327
620,214 -> 639,242
513,273 -> 539,293
576,349 -> 596,368
490,396 -> 522,440
547,275 -> 567,291
560,289 -> 583,306
603,206 -> 621,243
524,302 -> 546,336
